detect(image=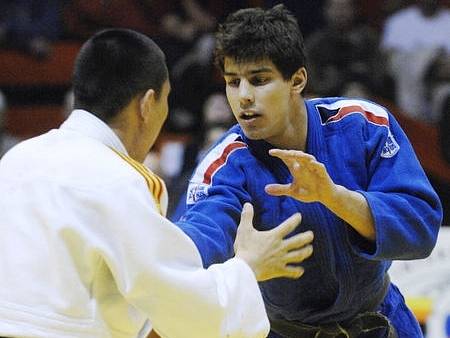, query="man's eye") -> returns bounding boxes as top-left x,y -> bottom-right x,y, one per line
251,77 -> 269,85
227,79 -> 240,87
